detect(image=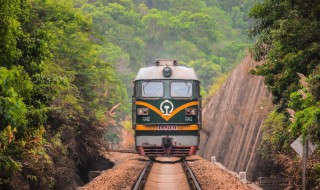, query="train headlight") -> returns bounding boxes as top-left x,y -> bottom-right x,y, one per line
163,67 -> 172,77
137,108 -> 149,115
185,108 -> 197,116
